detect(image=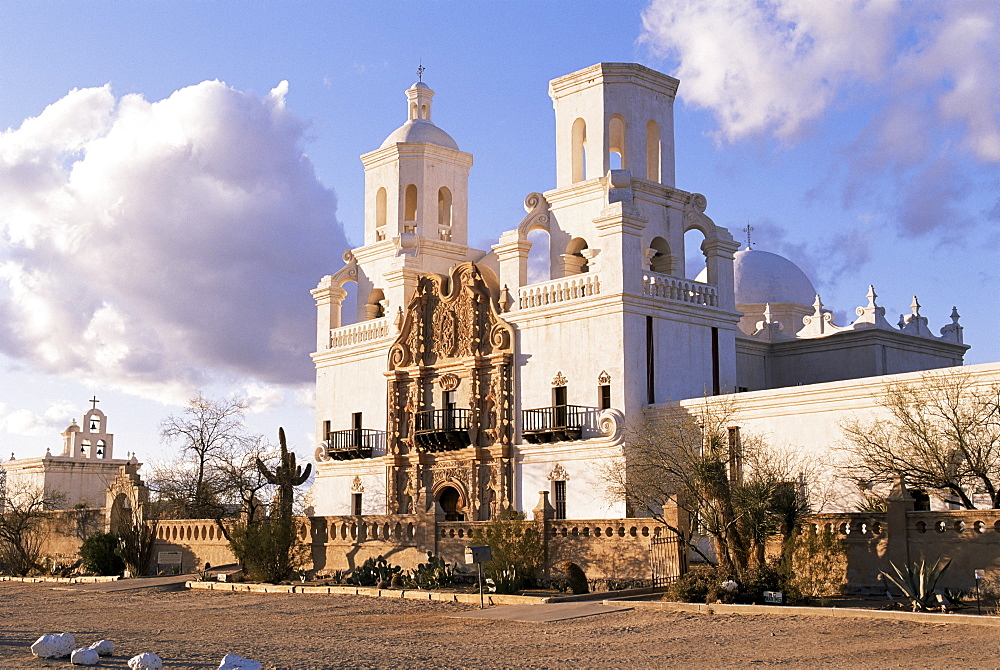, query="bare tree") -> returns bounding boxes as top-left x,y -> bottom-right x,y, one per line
842,372 -> 1000,509
602,399 -> 810,578
0,482 -> 63,576
153,394 -> 259,519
